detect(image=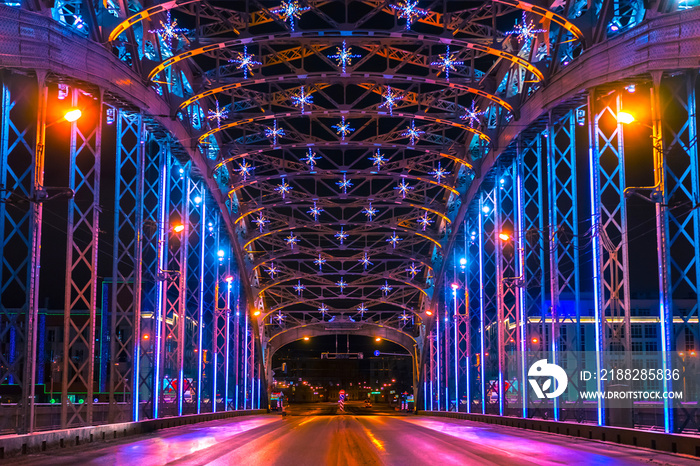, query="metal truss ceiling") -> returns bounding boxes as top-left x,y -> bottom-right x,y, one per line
104,0 -> 585,351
